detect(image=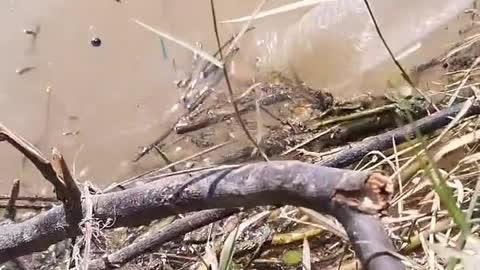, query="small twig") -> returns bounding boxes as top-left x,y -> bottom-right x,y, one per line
88,209 -> 239,270
312,104 -> 397,129
3,179 -> 20,221
175,90 -> 289,134
152,145 -> 176,172
363,0 -> 413,87
282,126 -> 337,156
82,185 -> 94,270
447,56 -> 480,106
1,180 -> 25,270
254,83 -> 264,147
105,140 -> 234,192
243,227 -> 271,269
212,27 -> 255,58
210,0 -> 269,161
51,147 -> 82,209
362,0 -> 432,107
134,126 -> 174,162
